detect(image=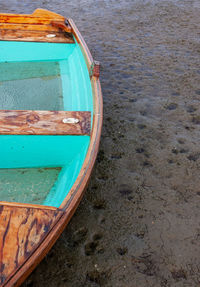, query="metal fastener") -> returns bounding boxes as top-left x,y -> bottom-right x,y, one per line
62,118 -> 80,124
